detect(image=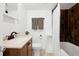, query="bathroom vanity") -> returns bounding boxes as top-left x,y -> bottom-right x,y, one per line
3,34 -> 32,56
